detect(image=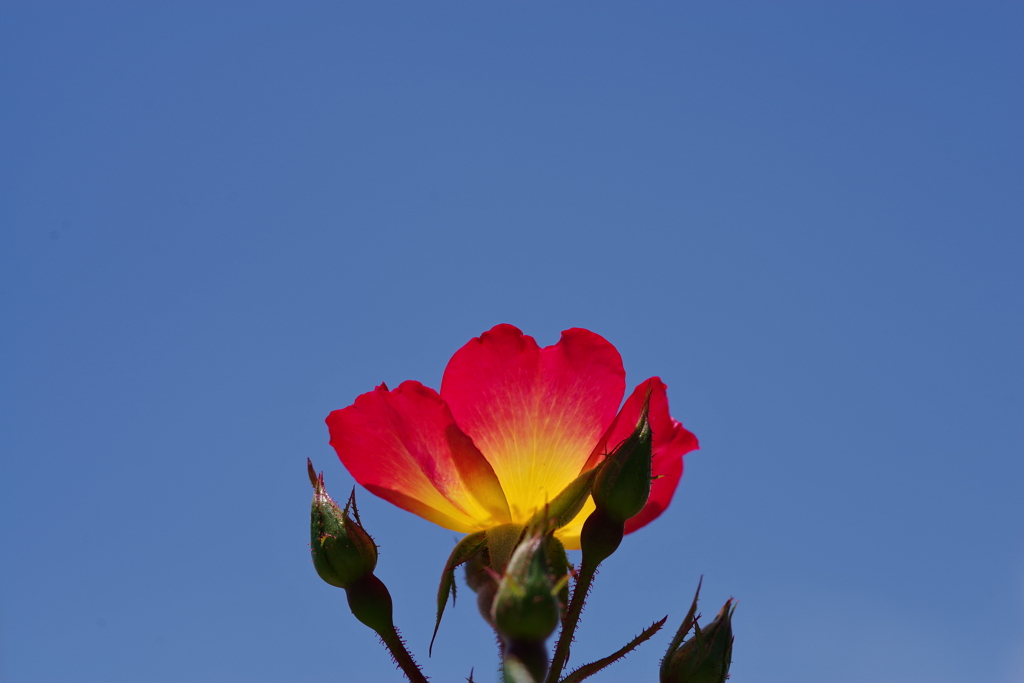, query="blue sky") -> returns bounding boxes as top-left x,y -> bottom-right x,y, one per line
1,3 -> 1021,682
